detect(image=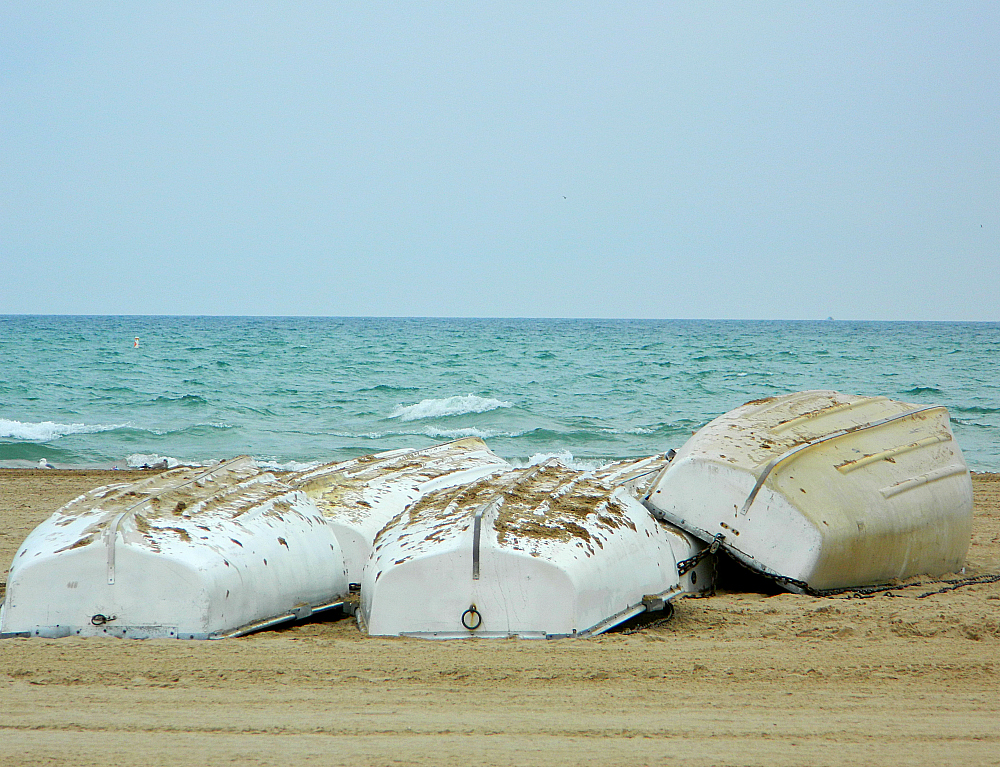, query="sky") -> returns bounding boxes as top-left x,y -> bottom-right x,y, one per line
1,2 -> 997,320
